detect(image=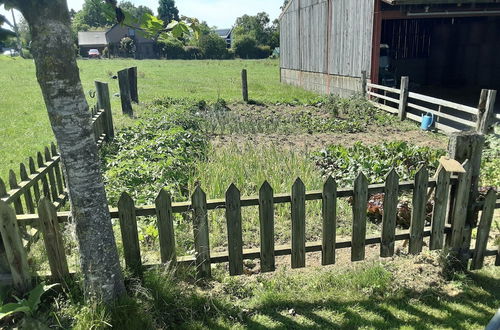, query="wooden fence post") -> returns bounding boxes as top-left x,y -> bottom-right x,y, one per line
259,181 -> 275,272
51,143 -> 65,194
155,189 -> 176,265
352,173 -> 368,261
37,152 -> 51,200
241,69 -> 249,103
322,176 -> 336,265
381,169 -> 398,257
291,178 -> 306,269
429,167 -> 450,250
19,163 -> 35,214
128,67 -> 138,103
470,189 -> 496,270
409,166 -> 428,255
45,147 -> 58,199
361,70 -> 367,97
476,89 -> 496,134
225,184 -> 243,276
118,192 -> 142,275
95,81 -> 115,141
38,197 -> 69,281
192,186 -> 211,278
398,76 -> 409,121
0,201 -> 31,293
117,69 -> 133,116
